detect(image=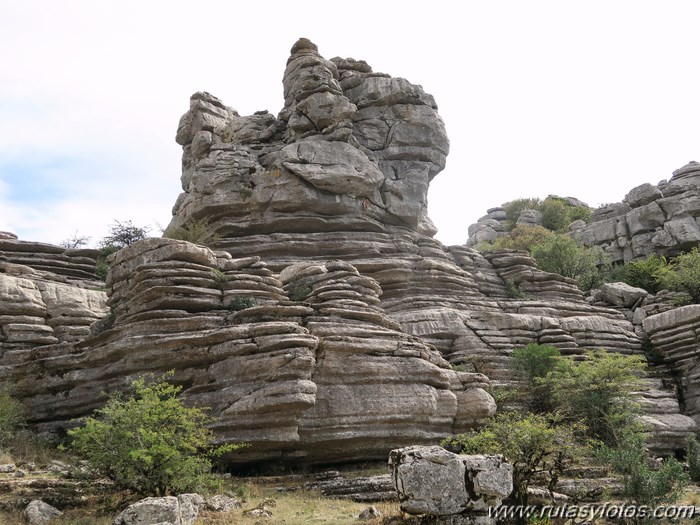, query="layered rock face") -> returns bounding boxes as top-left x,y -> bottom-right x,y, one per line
644,306 -> 700,428
5,238 -> 492,464
572,161 -> 700,263
163,38 -> 691,456
1,39 -> 694,463
0,233 -> 107,351
466,162 -> 700,263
